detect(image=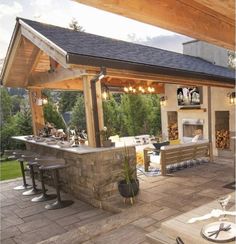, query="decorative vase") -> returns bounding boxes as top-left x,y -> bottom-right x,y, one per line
103,139 -> 112,147
118,179 -> 139,198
